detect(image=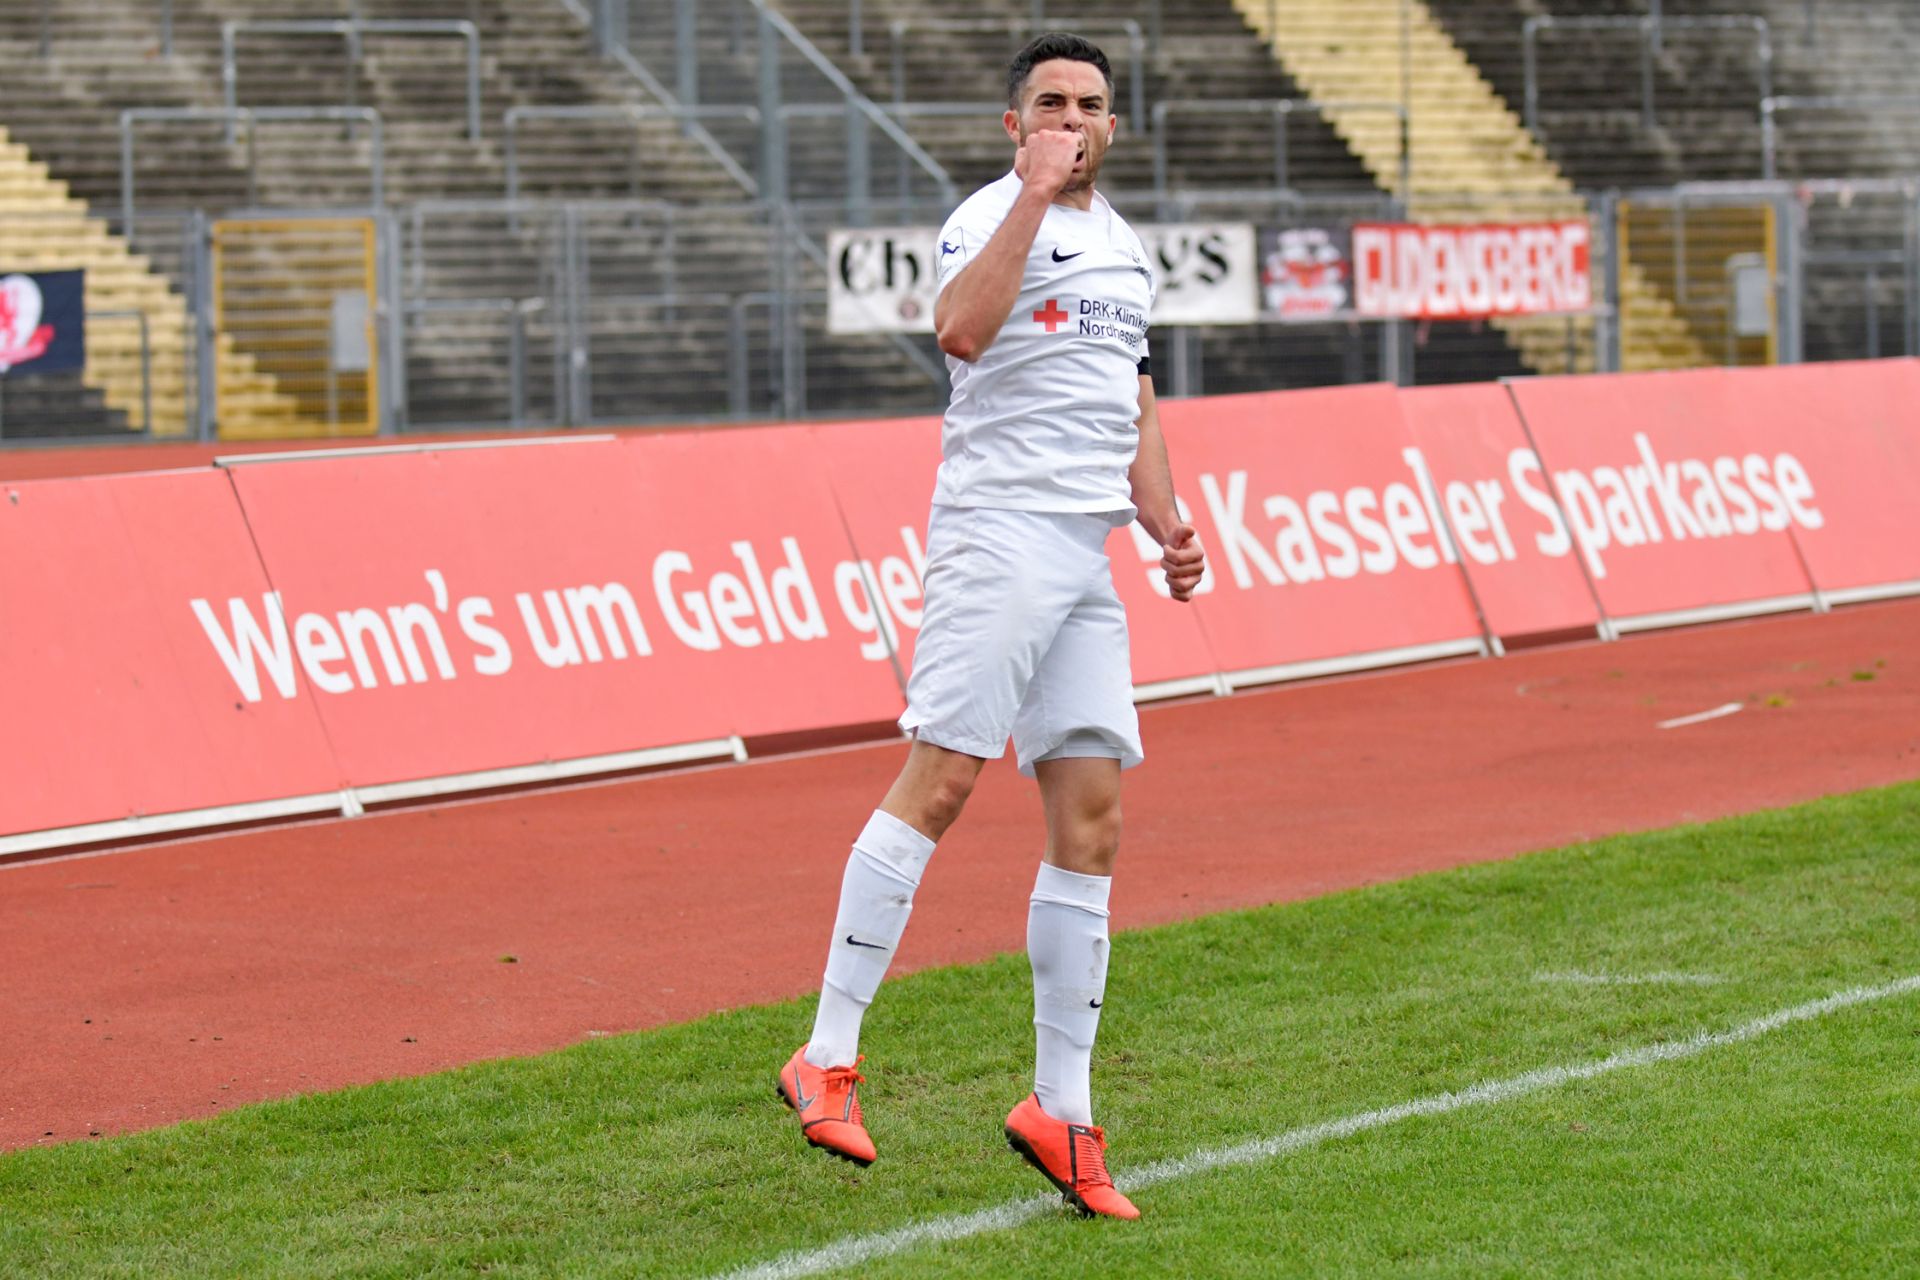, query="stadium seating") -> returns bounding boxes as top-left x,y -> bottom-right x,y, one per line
1431,0 -> 1920,183
765,0 -> 1531,390
1421,0 -> 1920,368
0,0 -> 942,430
0,0 -> 1912,436
1229,0 -> 1717,374
1421,0 -> 1767,187
0,122 -> 297,437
